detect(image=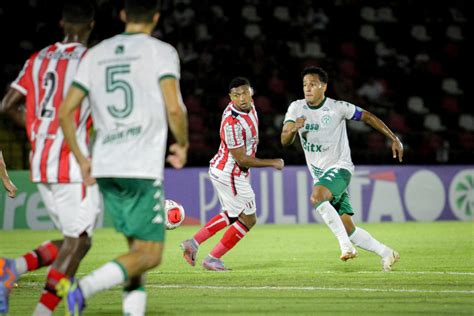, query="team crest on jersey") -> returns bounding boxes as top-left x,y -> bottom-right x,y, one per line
321,114 -> 332,126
